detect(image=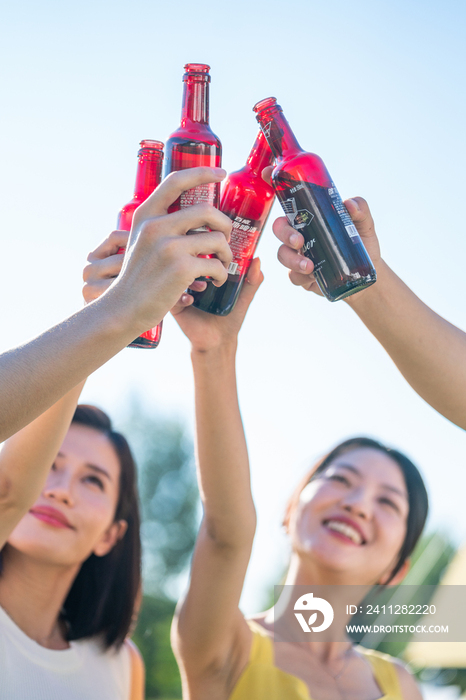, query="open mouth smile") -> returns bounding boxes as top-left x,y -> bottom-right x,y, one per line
323,518 -> 366,545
